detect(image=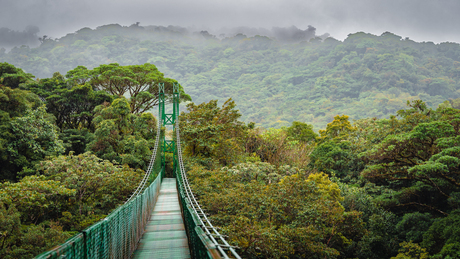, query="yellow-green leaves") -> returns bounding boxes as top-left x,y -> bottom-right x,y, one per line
307,172 -> 343,202
391,241 -> 429,259
317,115 -> 356,144
35,152 -> 143,228
0,175 -> 75,224
187,165 -> 358,258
